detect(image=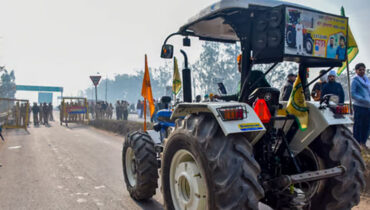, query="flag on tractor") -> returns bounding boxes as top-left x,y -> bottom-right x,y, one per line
286,74 -> 308,131
337,6 -> 359,76
172,57 -> 182,95
141,54 -> 155,117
